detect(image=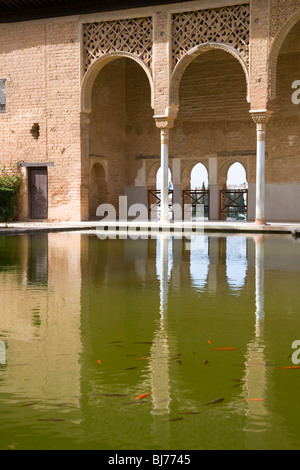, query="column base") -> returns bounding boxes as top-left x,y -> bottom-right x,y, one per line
254,218 -> 266,226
